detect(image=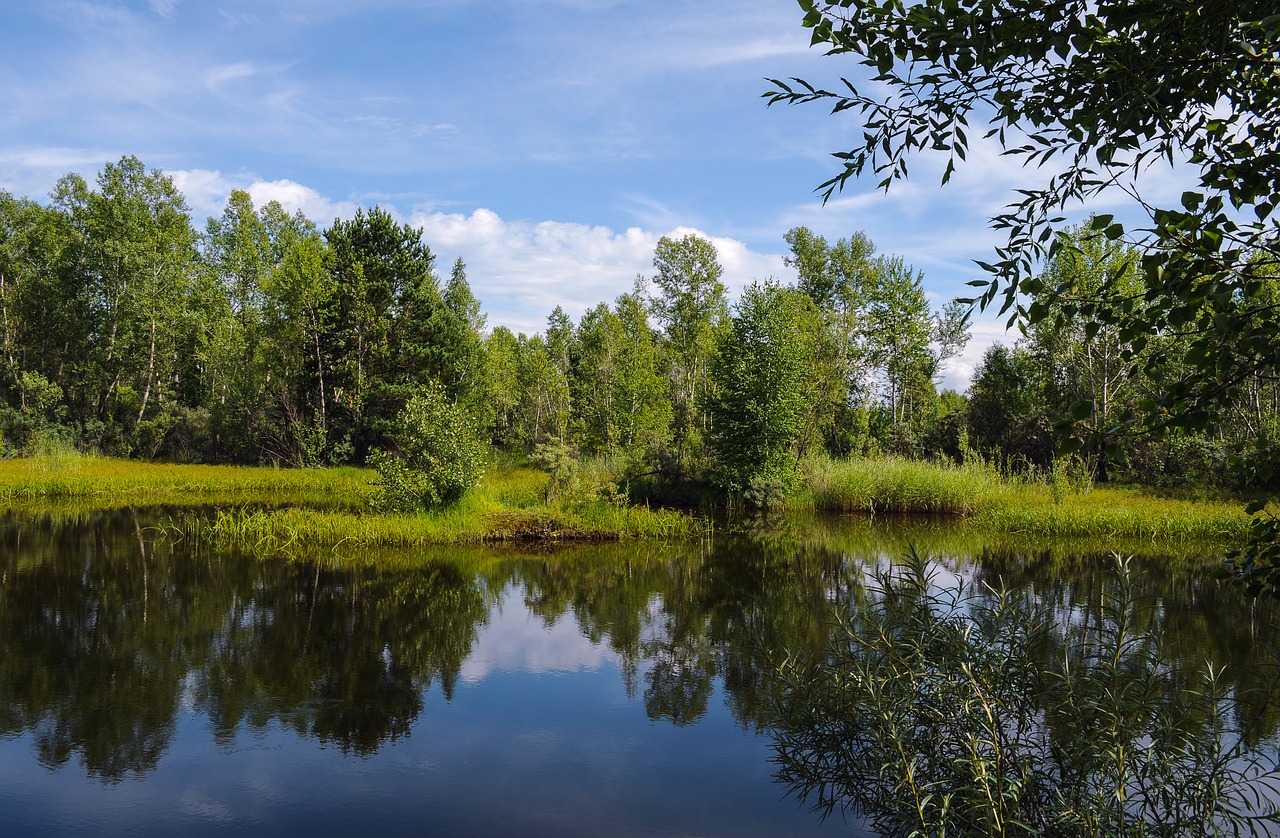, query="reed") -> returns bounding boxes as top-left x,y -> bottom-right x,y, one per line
805,455 -> 1005,514
968,484 -> 1249,542
173,492 -> 700,555
801,455 -> 1249,543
